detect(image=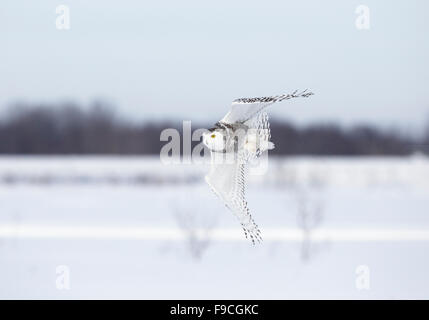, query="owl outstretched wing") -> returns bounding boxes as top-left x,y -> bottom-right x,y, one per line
205,153 -> 262,244
221,89 -> 314,124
